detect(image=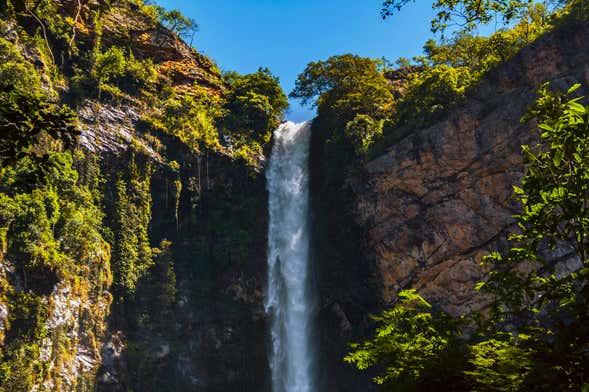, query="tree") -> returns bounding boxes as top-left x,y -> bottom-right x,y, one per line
92,45 -> 126,98
345,83 -> 589,391
0,36 -> 77,176
290,55 -> 395,173
344,114 -> 385,155
345,290 -> 468,390
395,64 -> 474,126
478,83 -> 589,389
222,67 -> 289,143
290,54 -> 393,114
381,0 -> 564,33
158,8 -> 198,43
0,86 -> 78,181
291,54 -> 394,147
111,156 -> 153,297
